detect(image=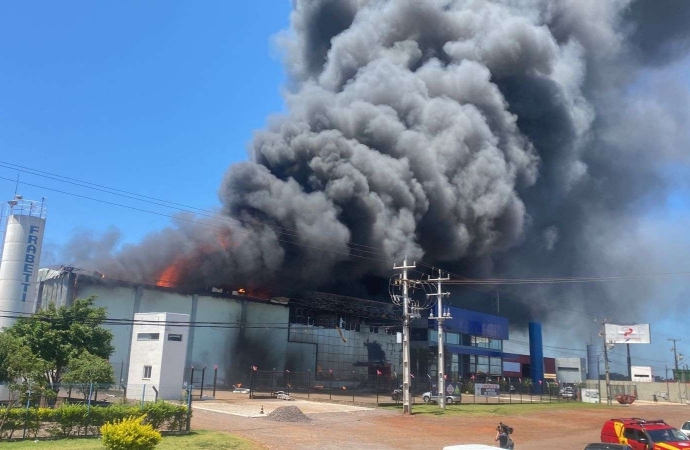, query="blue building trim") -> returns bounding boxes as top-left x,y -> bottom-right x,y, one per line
431,306 -> 509,340
529,322 -> 544,393
443,344 -> 522,360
